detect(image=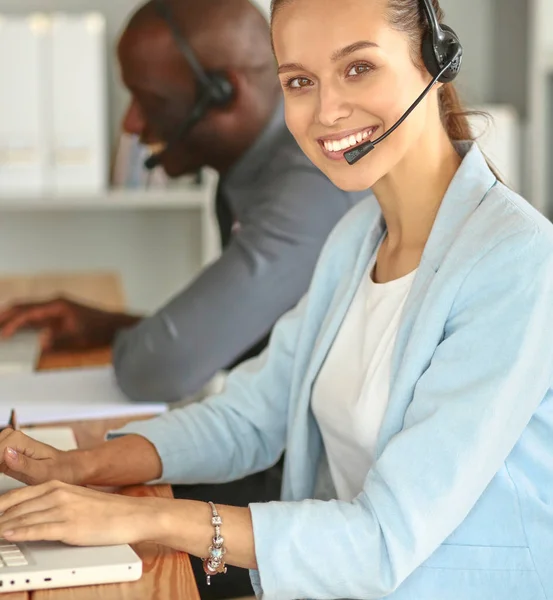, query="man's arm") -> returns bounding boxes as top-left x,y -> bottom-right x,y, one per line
113,169 -> 361,403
